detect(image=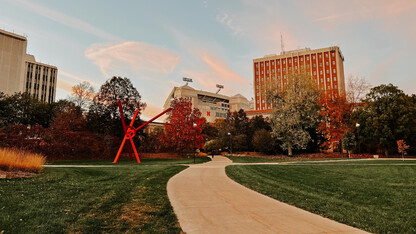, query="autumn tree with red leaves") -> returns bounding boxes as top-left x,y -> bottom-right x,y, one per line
318,95 -> 352,151
160,98 -> 206,155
